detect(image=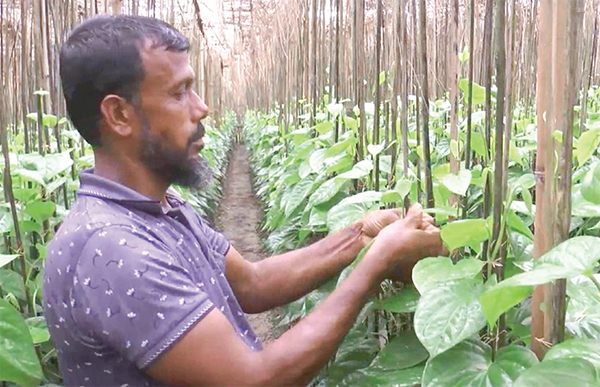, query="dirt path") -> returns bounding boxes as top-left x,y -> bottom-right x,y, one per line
216,143 -> 277,343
